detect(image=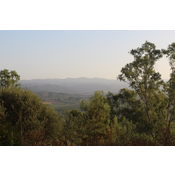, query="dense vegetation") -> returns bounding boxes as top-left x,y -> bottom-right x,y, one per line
1,41 -> 175,146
